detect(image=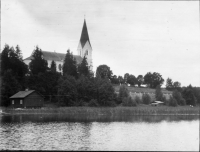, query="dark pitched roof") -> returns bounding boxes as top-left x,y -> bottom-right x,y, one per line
10,90 -> 36,99
80,19 -> 91,48
24,51 -> 83,64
